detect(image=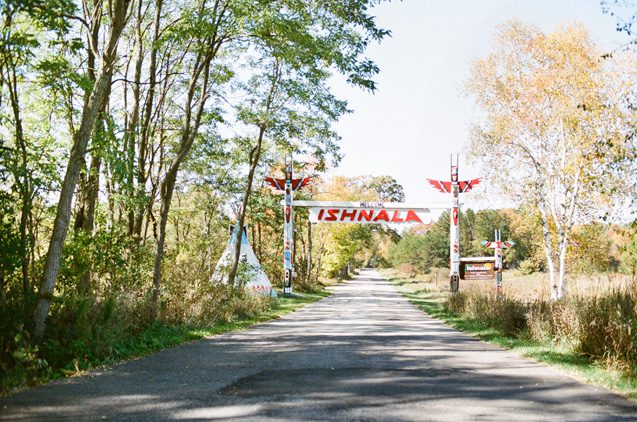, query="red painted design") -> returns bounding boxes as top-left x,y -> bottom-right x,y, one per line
340,209 -> 357,221
265,177 -> 286,190
325,209 -> 338,221
427,179 -> 452,193
291,177 -> 312,191
358,209 -> 373,222
458,178 -> 481,193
